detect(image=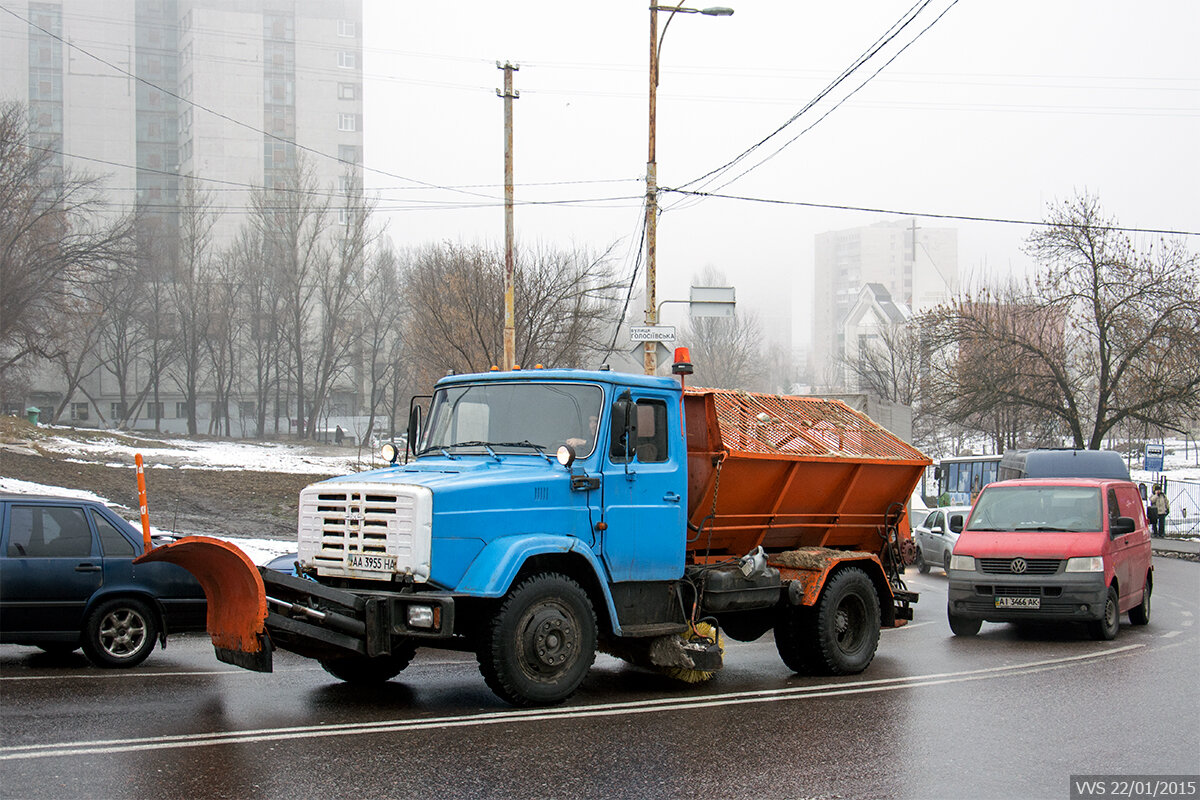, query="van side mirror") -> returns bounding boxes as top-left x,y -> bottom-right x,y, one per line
1111,516 -> 1135,536
949,514 -> 964,533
